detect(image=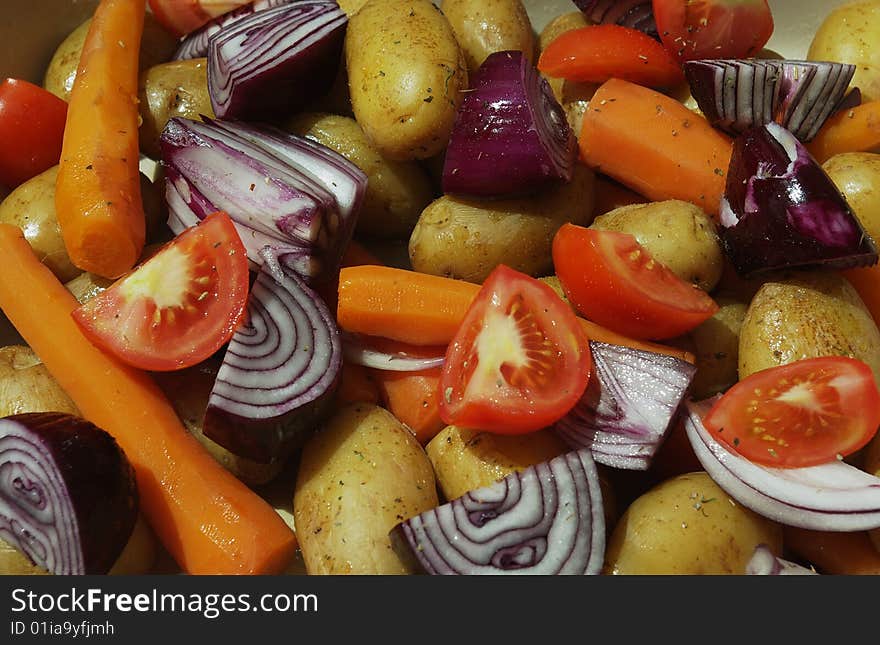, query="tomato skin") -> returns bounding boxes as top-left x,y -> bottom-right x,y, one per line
72,212 -> 249,371
703,357 -> 880,468
552,224 -> 718,340
653,0 -> 774,63
148,0 -> 248,37
538,25 -> 684,88
0,79 -> 67,189
439,265 -> 591,435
